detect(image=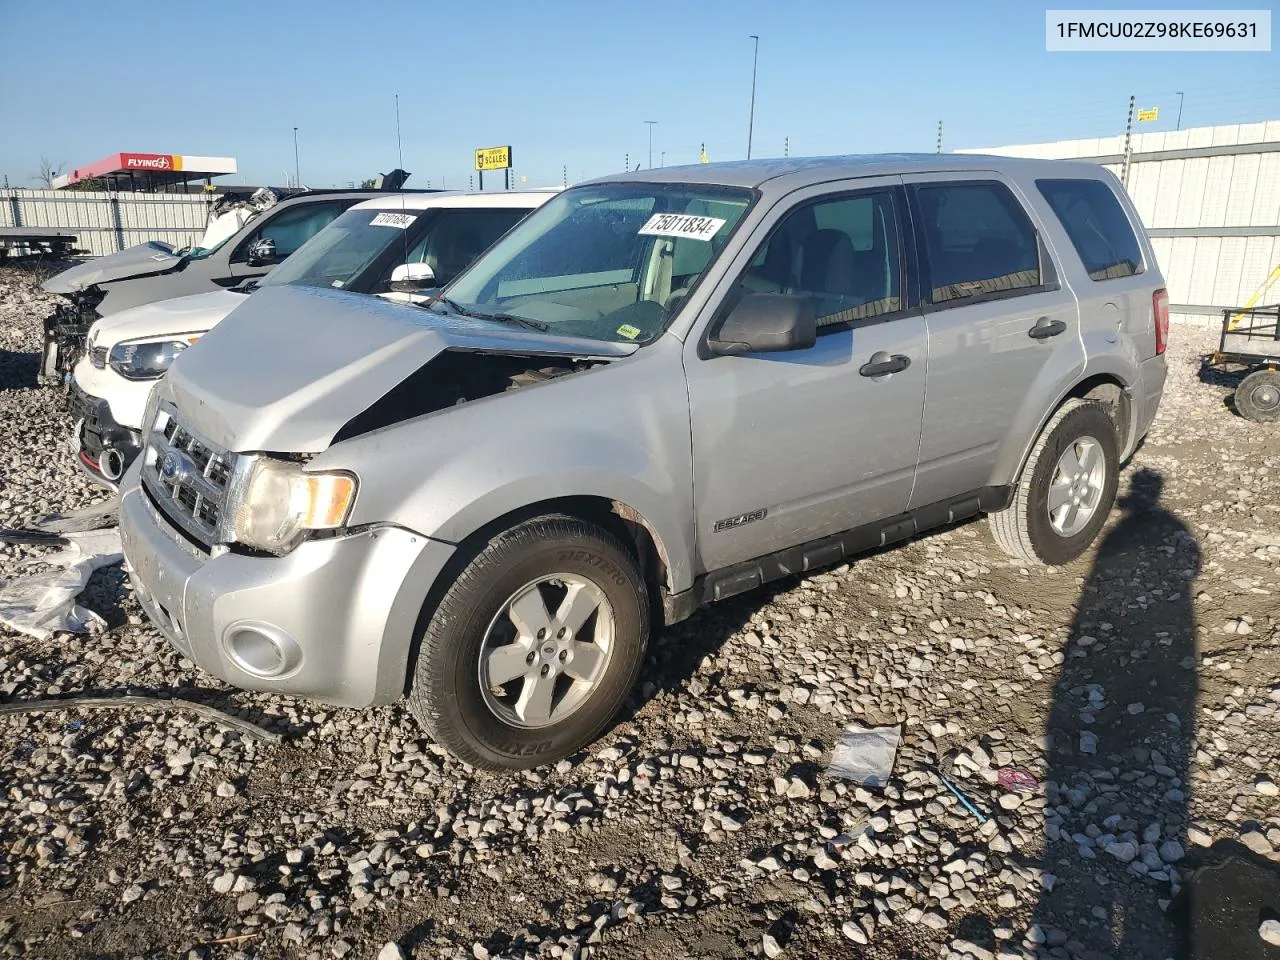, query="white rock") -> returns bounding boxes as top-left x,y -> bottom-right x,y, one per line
1255,777 -> 1279,797
841,920 -> 868,944
762,933 -> 783,957
378,944 -> 407,960
1260,919 -> 1280,946
1105,840 -> 1138,863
